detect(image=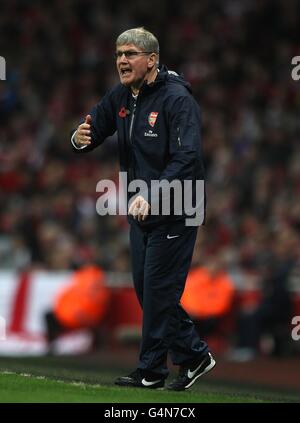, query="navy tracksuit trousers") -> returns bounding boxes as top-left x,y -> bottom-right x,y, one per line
130,219 -> 208,377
